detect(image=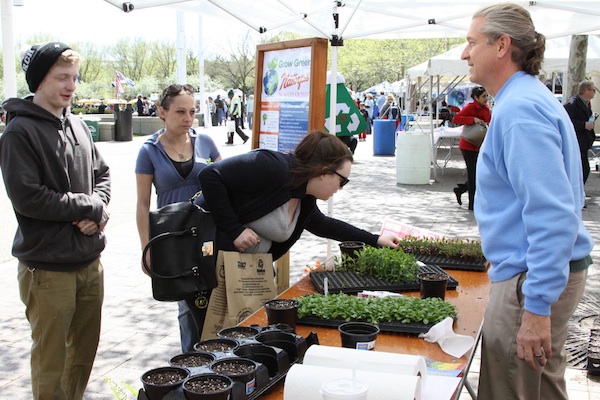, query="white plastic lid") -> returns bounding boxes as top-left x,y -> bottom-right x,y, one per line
320,378 -> 369,400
